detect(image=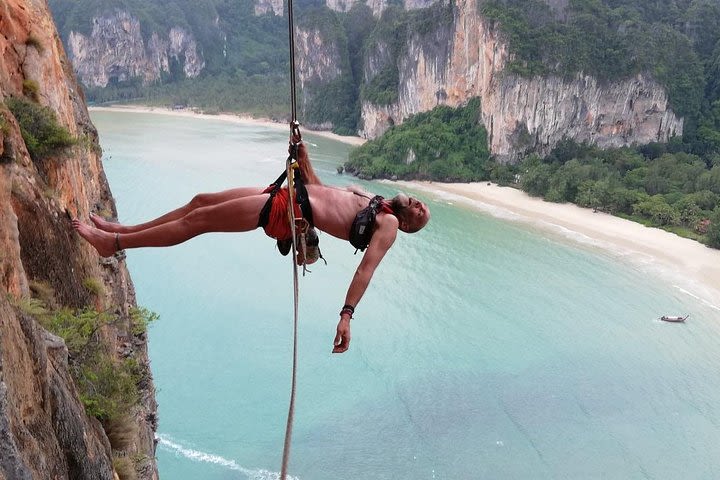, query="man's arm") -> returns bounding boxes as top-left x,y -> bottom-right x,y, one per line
333,214 -> 398,353
291,135 -> 322,185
